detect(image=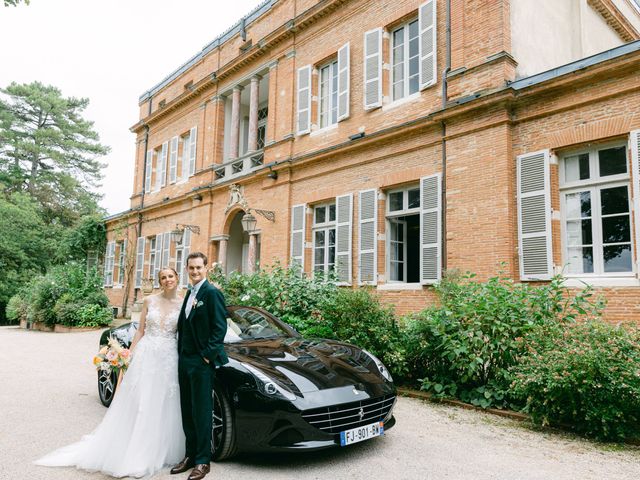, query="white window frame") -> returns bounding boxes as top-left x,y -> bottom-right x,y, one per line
312,202 -> 337,276
180,130 -> 191,182
559,142 -> 635,278
318,59 -> 339,129
385,185 -> 421,283
257,104 -> 268,150
391,18 -> 420,102
148,236 -> 157,284
388,218 -> 407,283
